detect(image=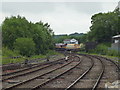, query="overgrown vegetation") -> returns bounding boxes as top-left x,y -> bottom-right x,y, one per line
87,9 -> 120,43
54,33 -> 87,44
14,38 -> 35,57
2,48 -> 60,64
85,9 -> 120,57
2,47 -> 20,58
87,44 -> 120,57
2,47 -> 22,64
30,50 -> 60,60
1,15 -> 59,64
2,15 -> 54,57
1,7 -> 120,64
54,9 -> 120,44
